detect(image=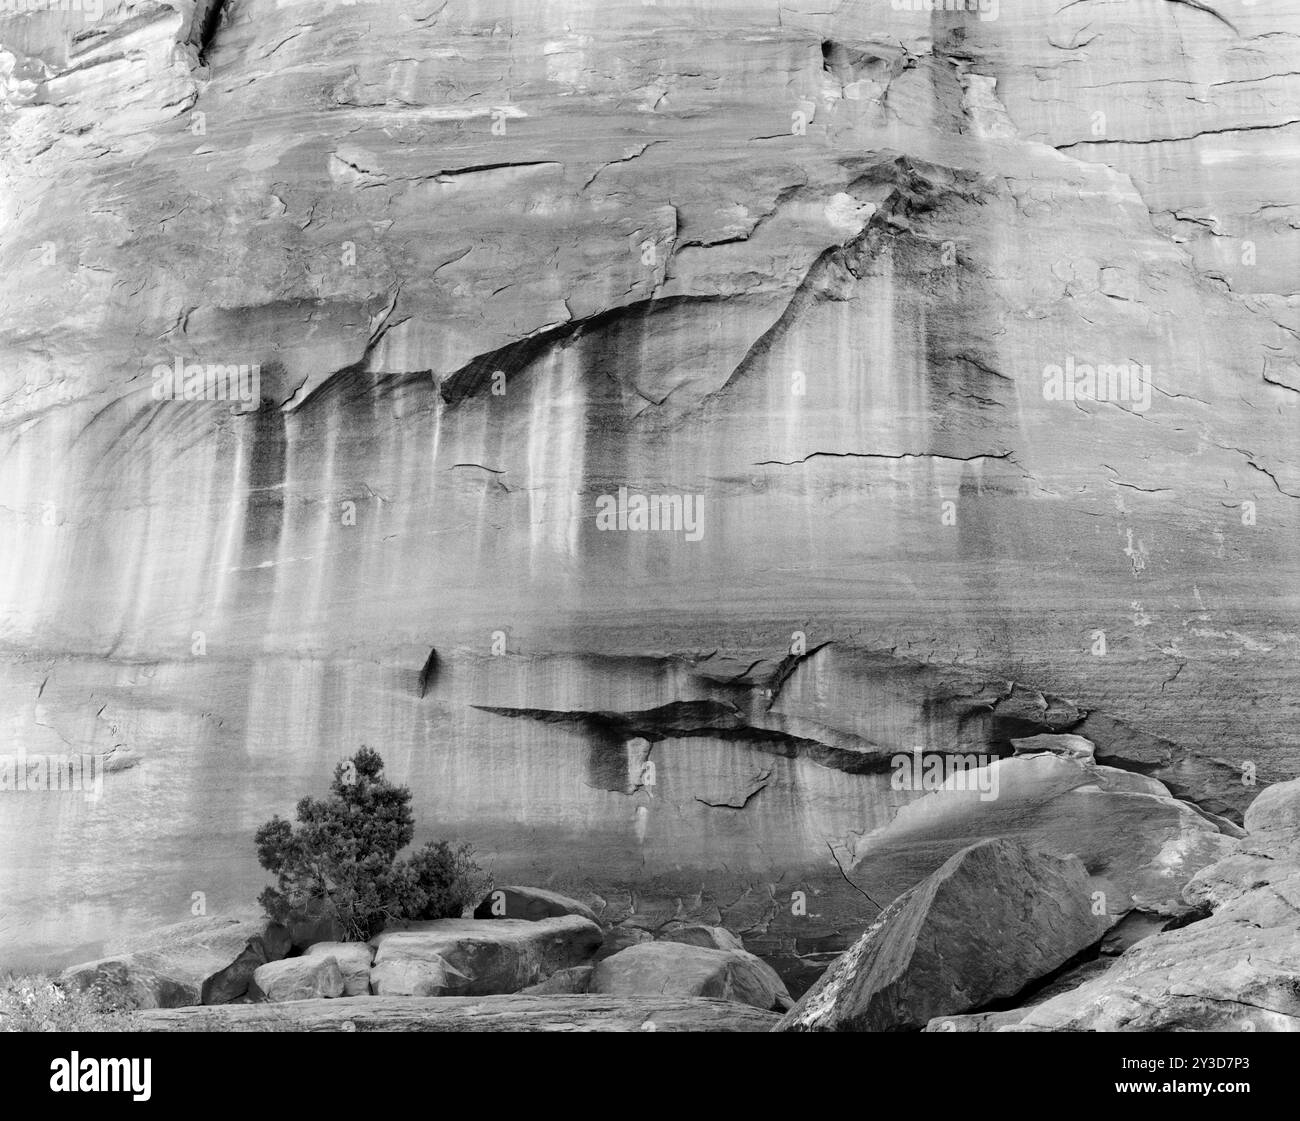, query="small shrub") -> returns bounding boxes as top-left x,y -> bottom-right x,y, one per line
255,746 -> 490,941
0,975 -> 132,1032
